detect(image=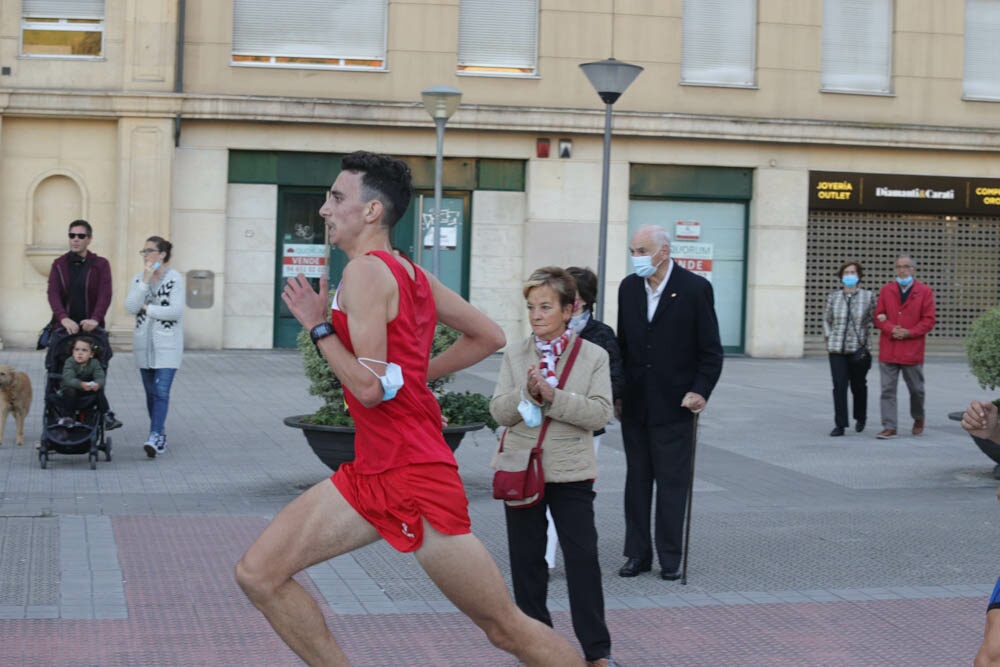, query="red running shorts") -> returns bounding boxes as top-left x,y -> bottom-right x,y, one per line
332,462 -> 472,553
